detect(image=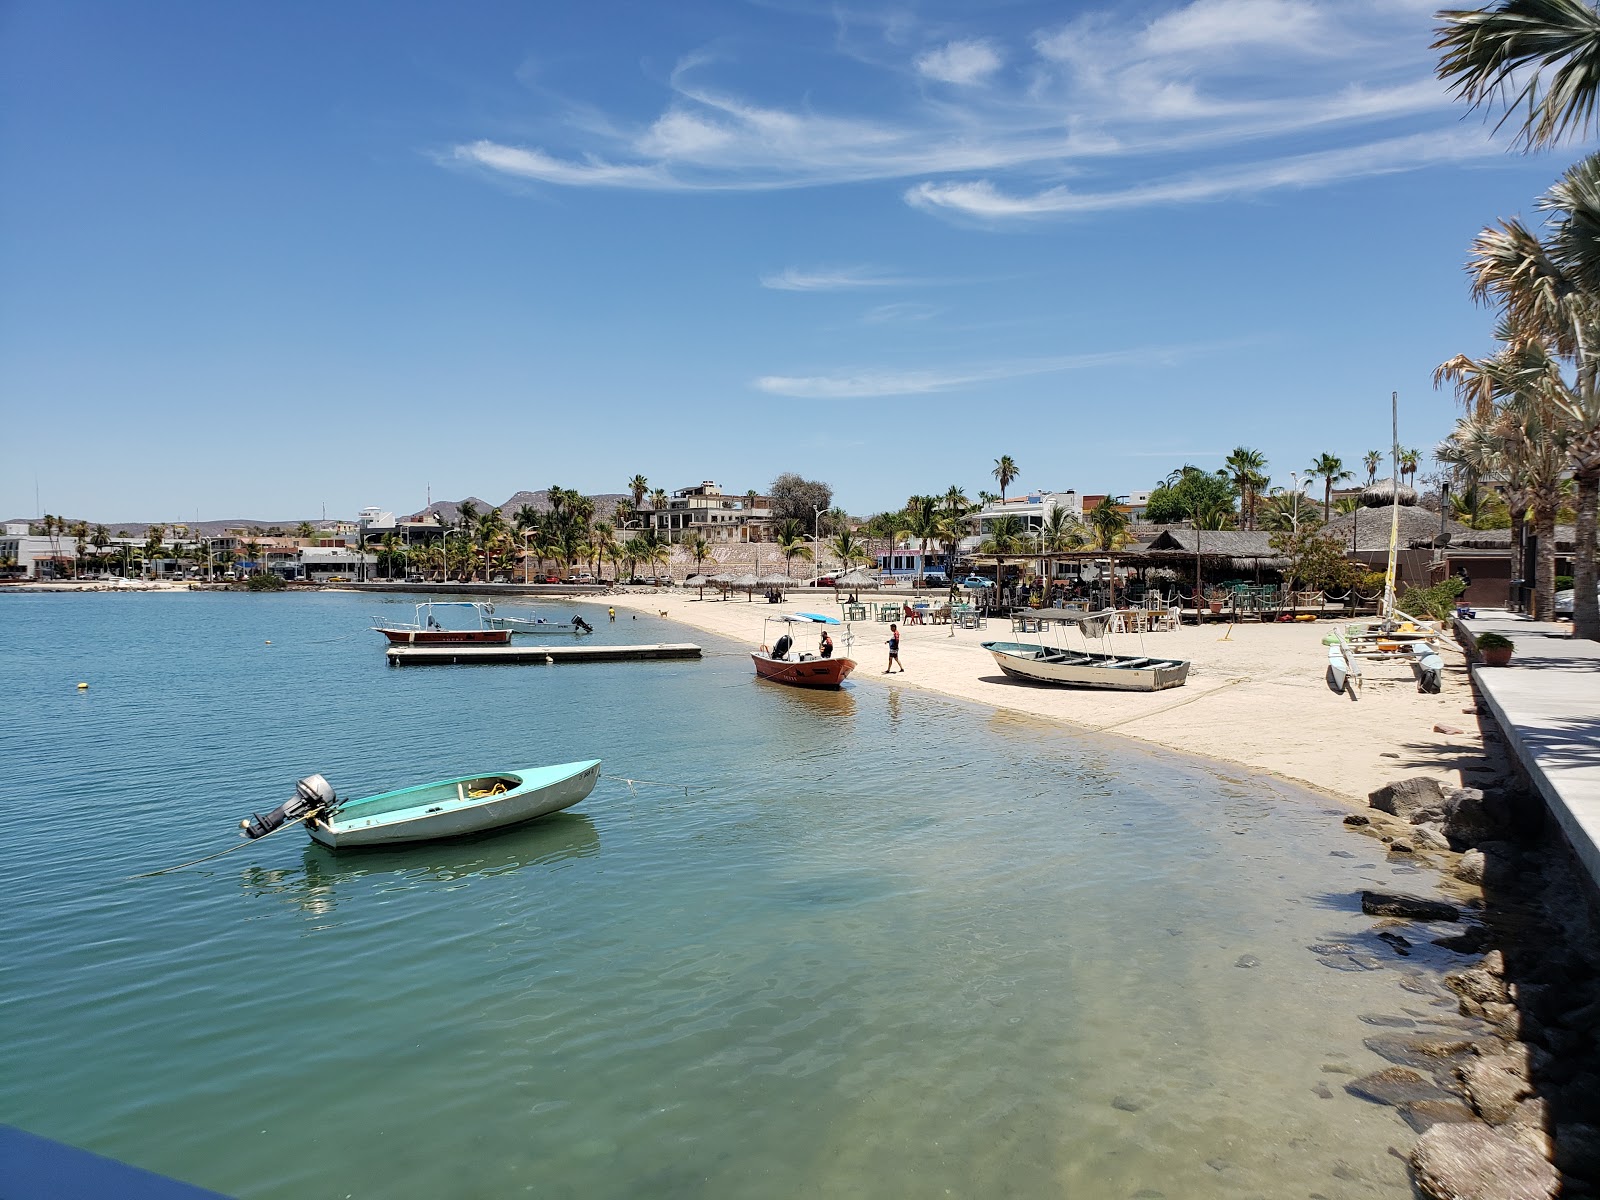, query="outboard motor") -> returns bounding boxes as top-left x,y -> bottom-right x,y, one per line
240,774 -> 336,839
770,634 -> 792,661
573,615 -> 594,634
